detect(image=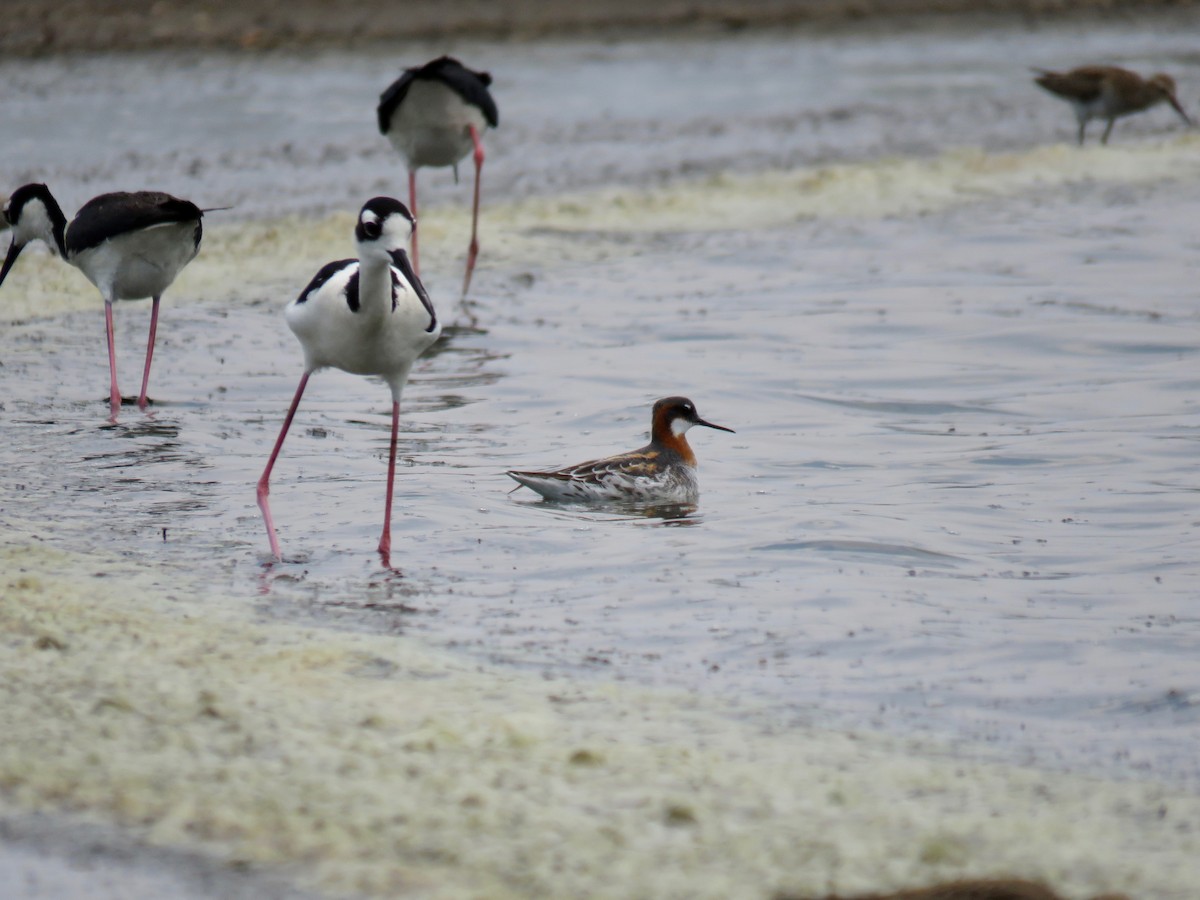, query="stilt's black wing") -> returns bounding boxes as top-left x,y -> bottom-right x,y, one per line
65,192 -> 203,255
295,259 -> 357,308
